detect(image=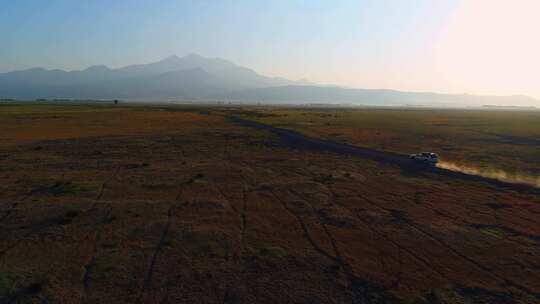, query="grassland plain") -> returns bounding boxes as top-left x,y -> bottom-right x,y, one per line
0,103 -> 539,303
